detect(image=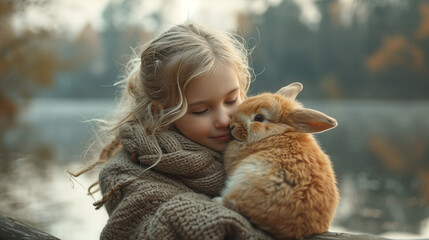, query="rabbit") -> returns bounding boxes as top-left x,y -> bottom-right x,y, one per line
218,82 -> 339,240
